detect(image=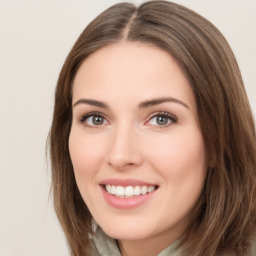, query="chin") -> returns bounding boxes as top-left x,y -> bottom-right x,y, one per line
96,216 -> 161,241
103,227 -> 151,241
